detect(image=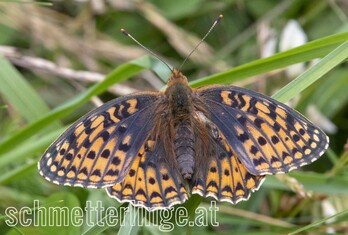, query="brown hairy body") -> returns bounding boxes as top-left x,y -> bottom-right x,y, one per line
151,69 -> 211,180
